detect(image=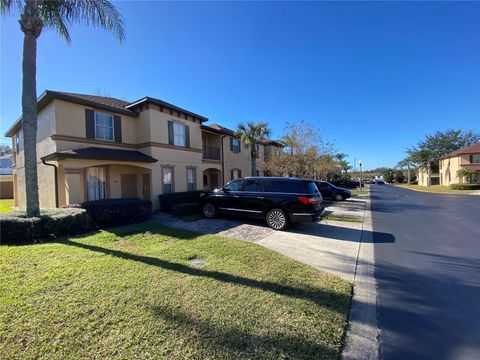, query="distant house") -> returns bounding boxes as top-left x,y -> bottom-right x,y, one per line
0,155 -> 14,199
418,142 -> 480,186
